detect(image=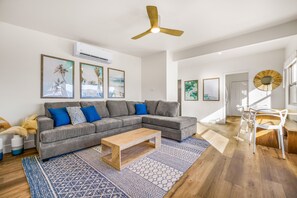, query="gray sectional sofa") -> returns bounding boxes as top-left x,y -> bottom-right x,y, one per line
36,100 -> 197,160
